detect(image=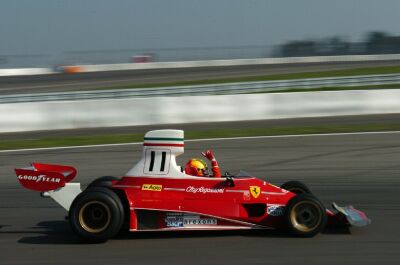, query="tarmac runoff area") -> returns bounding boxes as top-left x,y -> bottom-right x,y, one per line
0,129 -> 399,265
